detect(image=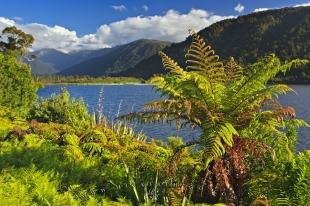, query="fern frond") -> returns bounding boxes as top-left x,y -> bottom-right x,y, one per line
64,145 -> 84,160
275,197 -> 290,205
167,188 -> 181,206
143,99 -> 215,126
159,51 -> 185,75
82,142 -> 105,156
185,33 -> 225,83
274,106 -> 296,122
119,97 -> 225,129
202,123 -> 238,159
229,84 -> 294,114
225,57 -> 243,83
233,55 -> 306,97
